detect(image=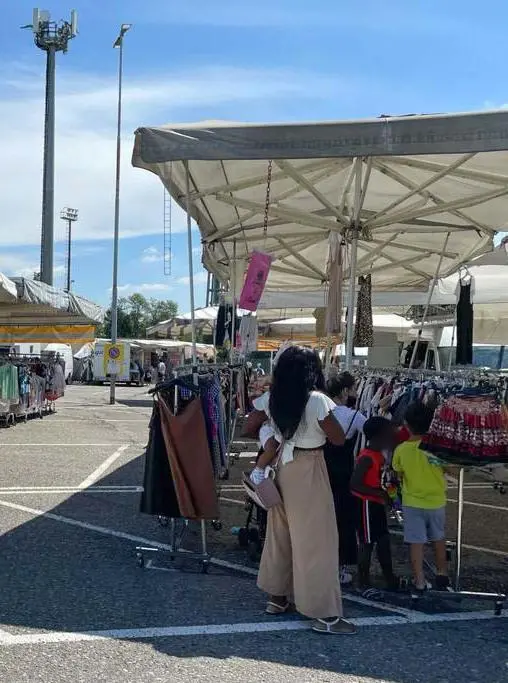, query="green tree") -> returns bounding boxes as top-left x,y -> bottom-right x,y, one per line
97,294 -> 178,339
148,298 -> 178,327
